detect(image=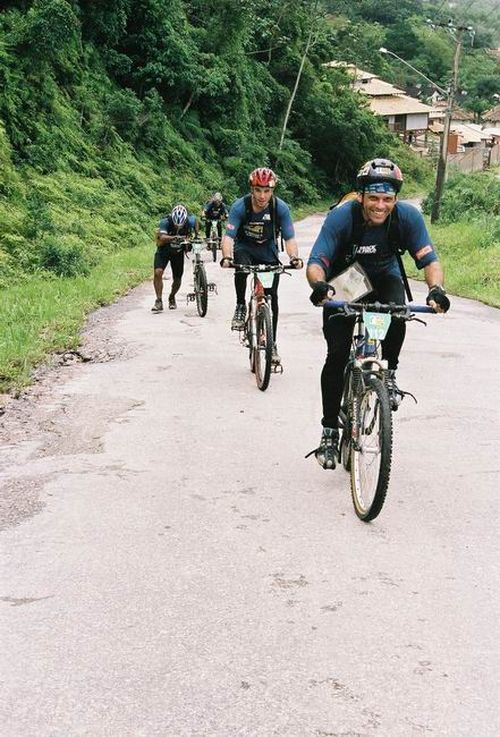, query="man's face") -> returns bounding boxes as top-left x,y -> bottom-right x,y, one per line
357,191 -> 397,225
251,186 -> 274,210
